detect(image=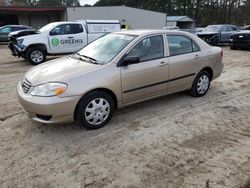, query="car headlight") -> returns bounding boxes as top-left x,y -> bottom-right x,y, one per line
30,83 -> 67,97
17,39 -> 24,44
